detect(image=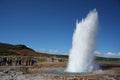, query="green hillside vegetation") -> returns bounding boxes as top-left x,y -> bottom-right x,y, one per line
0,43 -> 34,56
0,43 -> 34,51
0,48 -> 18,56
96,56 -> 120,61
